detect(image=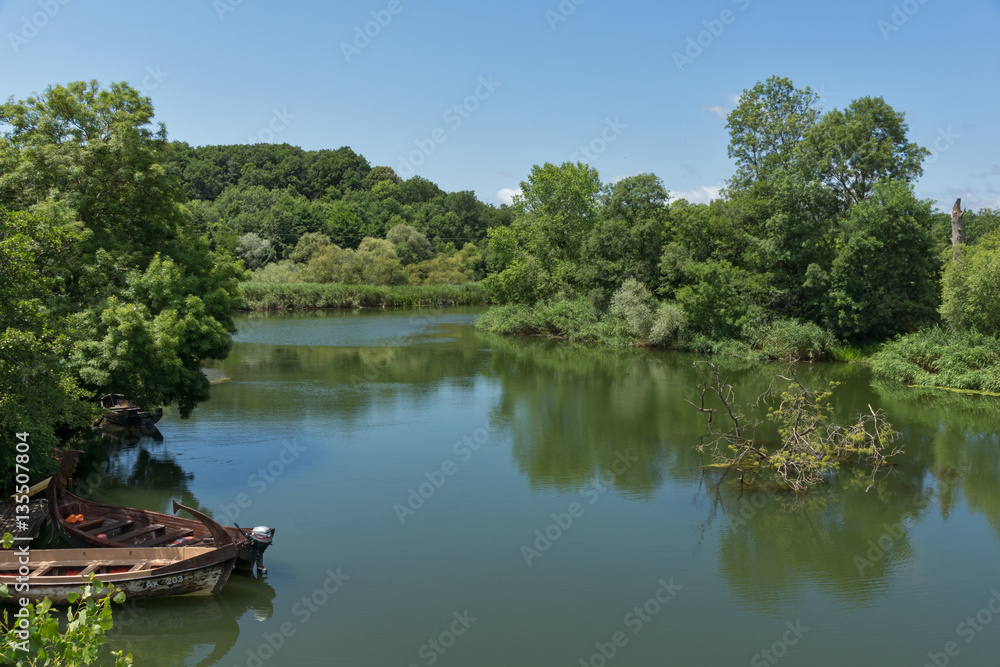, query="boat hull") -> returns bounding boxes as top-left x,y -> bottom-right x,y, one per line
0,545 -> 237,605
